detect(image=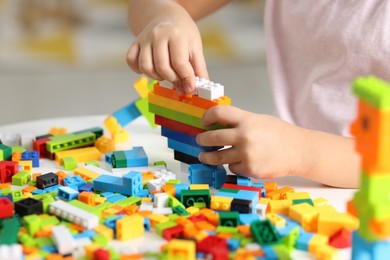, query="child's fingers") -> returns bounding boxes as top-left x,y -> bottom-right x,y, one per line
228,163 -> 256,178
202,106 -> 243,127
196,128 -> 237,147
169,40 -> 196,93
126,43 -> 142,74
138,45 -> 163,81
198,148 -> 240,166
190,48 -> 209,80
153,41 -> 180,83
